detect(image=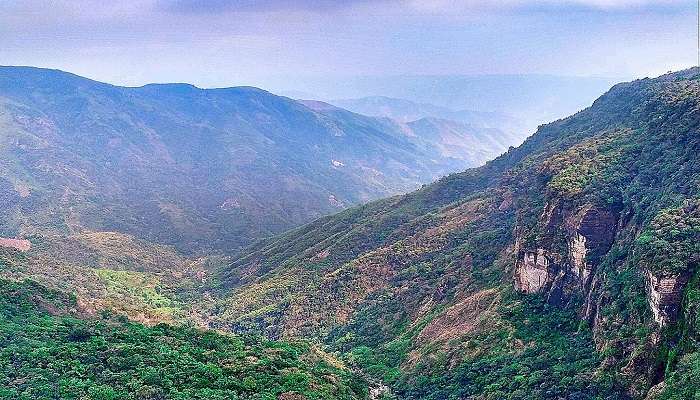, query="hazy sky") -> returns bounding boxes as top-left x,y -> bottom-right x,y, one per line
1,0 -> 697,89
